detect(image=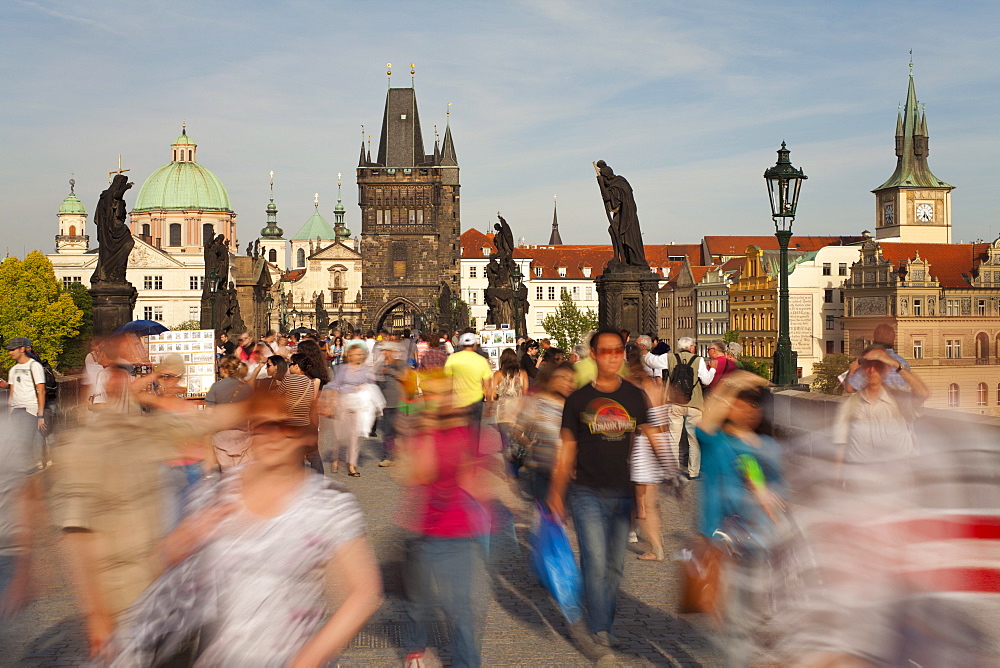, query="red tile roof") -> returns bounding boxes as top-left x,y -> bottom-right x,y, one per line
703,235 -> 862,261
690,265 -> 714,284
875,242 -> 990,289
281,269 -> 306,282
